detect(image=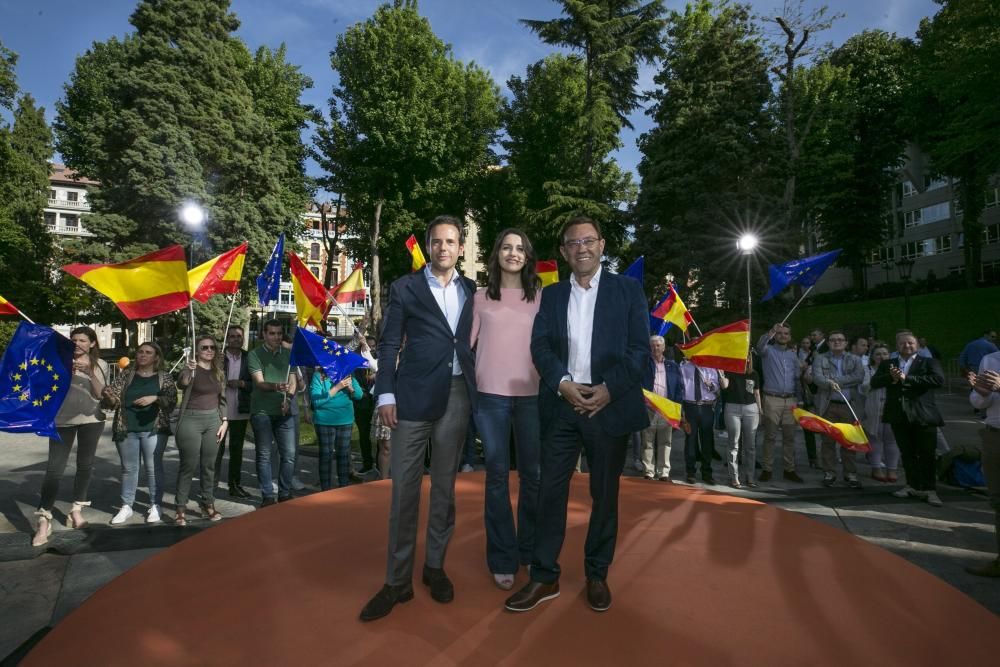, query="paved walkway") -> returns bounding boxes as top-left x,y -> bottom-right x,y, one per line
0,393 -> 997,661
